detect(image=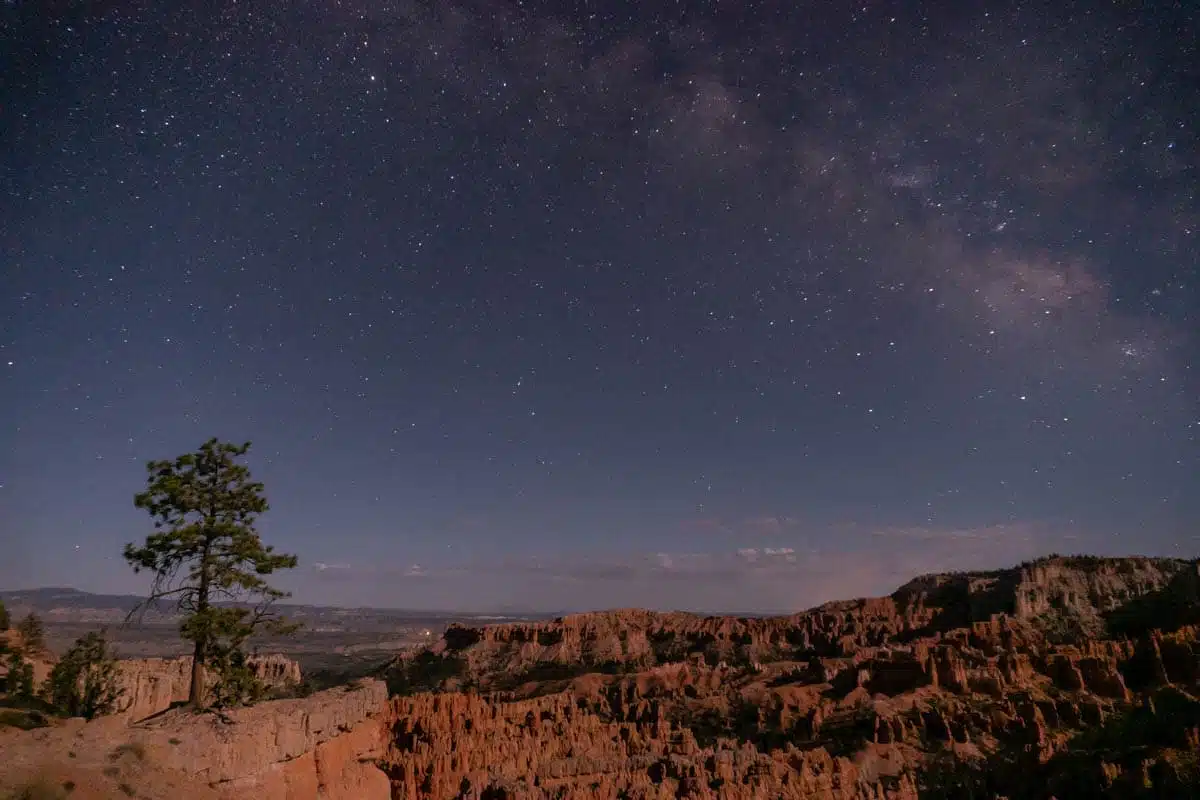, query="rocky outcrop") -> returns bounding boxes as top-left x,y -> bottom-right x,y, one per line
6,556 -> 1200,799
2,629 -> 302,723
380,556 -> 1200,799
0,680 -> 390,800
142,679 -> 390,798
385,675 -> 924,799
249,653 -> 304,686
114,654 -> 302,720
